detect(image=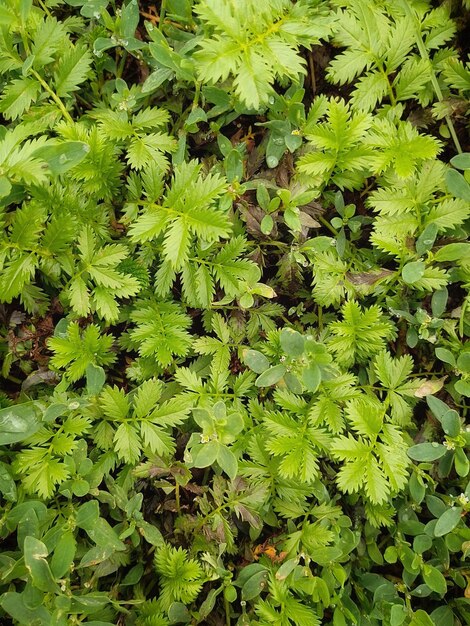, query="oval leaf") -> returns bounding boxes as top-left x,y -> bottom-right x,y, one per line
407,443 -> 447,462
0,402 -> 41,445
402,261 -> 425,285
255,364 -> 287,387
434,507 -> 463,537
280,328 -> 305,357
243,349 -> 270,374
